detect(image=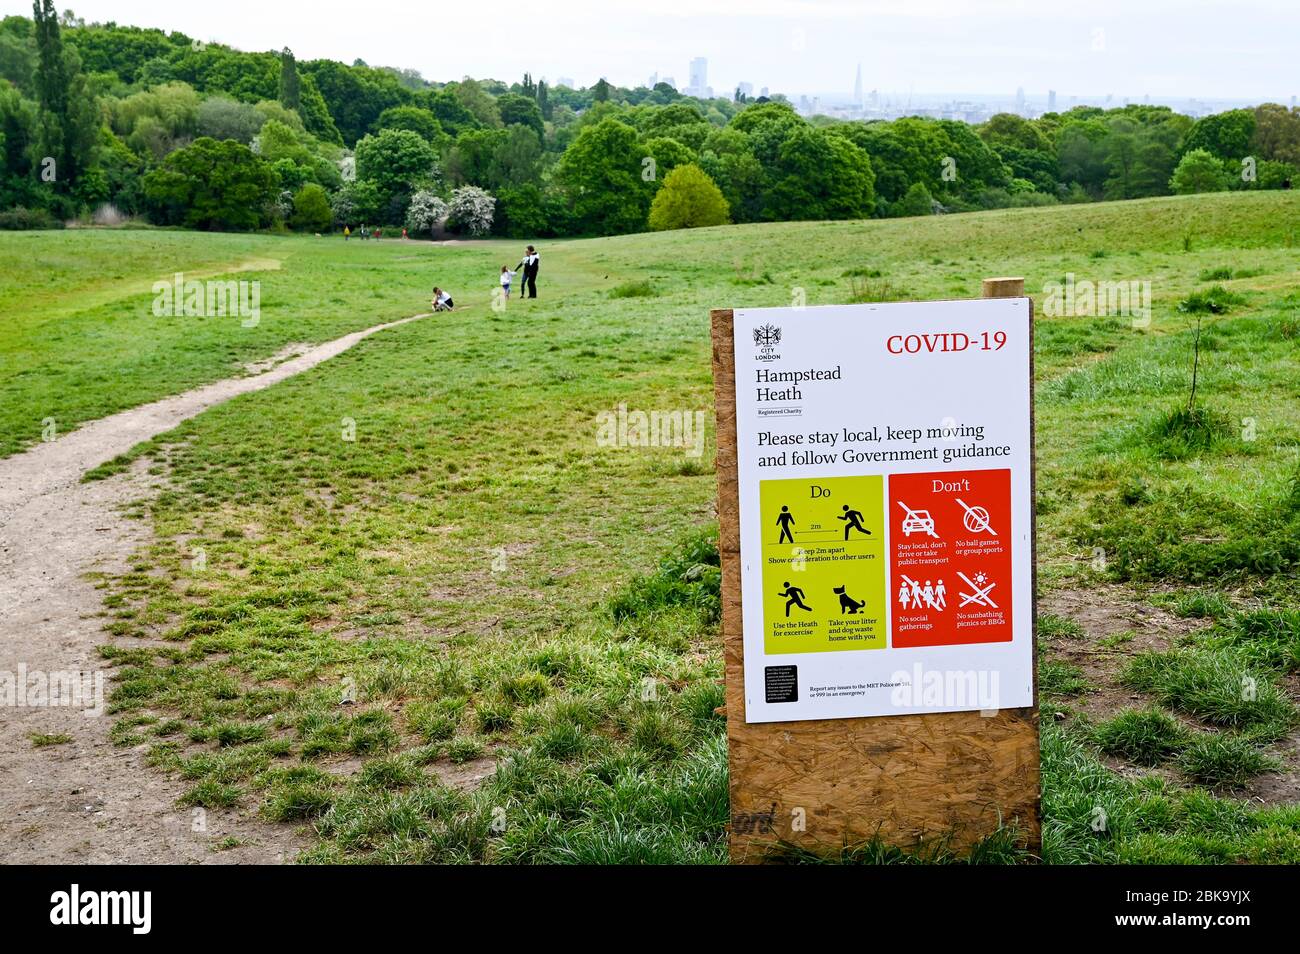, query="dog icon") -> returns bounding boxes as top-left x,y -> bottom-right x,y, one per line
833,585 -> 865,614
